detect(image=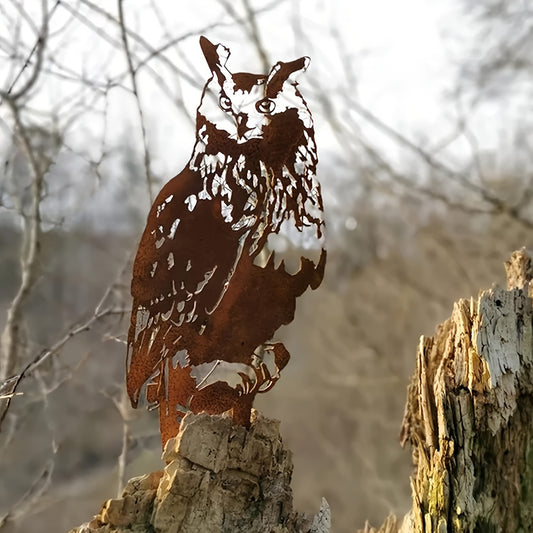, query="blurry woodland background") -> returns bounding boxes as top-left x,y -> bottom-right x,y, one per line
0,1 -> 532,532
